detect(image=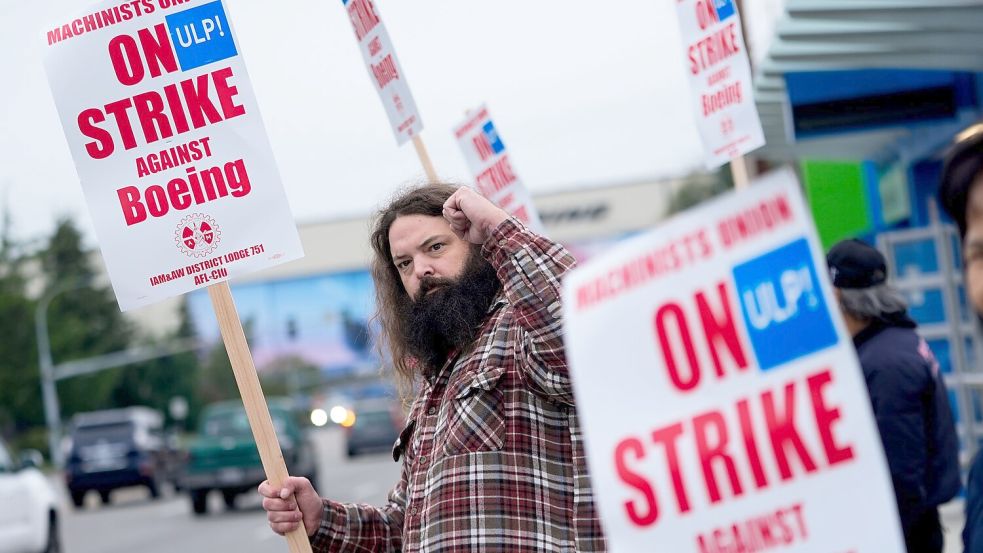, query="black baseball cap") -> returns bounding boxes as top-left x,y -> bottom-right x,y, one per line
939,126 -> 983,239
826,239 -> 887,289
